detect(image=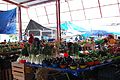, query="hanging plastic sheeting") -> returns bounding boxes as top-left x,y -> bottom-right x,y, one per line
91,30 -> 110,36
82,31 -> 91,39
61,21 -> 86,32
110,32 -> 120,35
0,8 -> 16,34
67,21 -> 86,32
61,21 -> 86,39
61,21 -> 69,30
82,30 -> 110,39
